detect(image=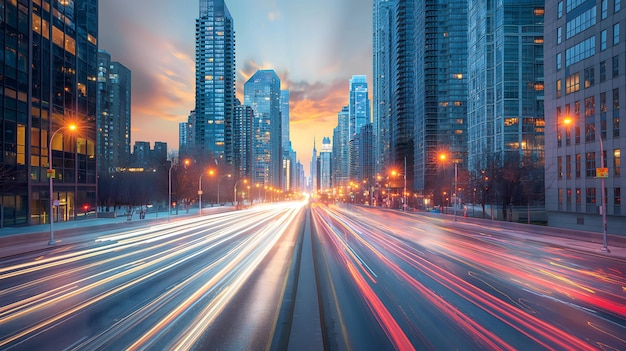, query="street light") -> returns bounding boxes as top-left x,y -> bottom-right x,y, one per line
48,123 -> 77,245
168,162 -> 173,222
439,153 -> 458,221
217,173 -> 231,205
198,169 -> 215,216
234,179 -> 248,208
564,117 -> 609,252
